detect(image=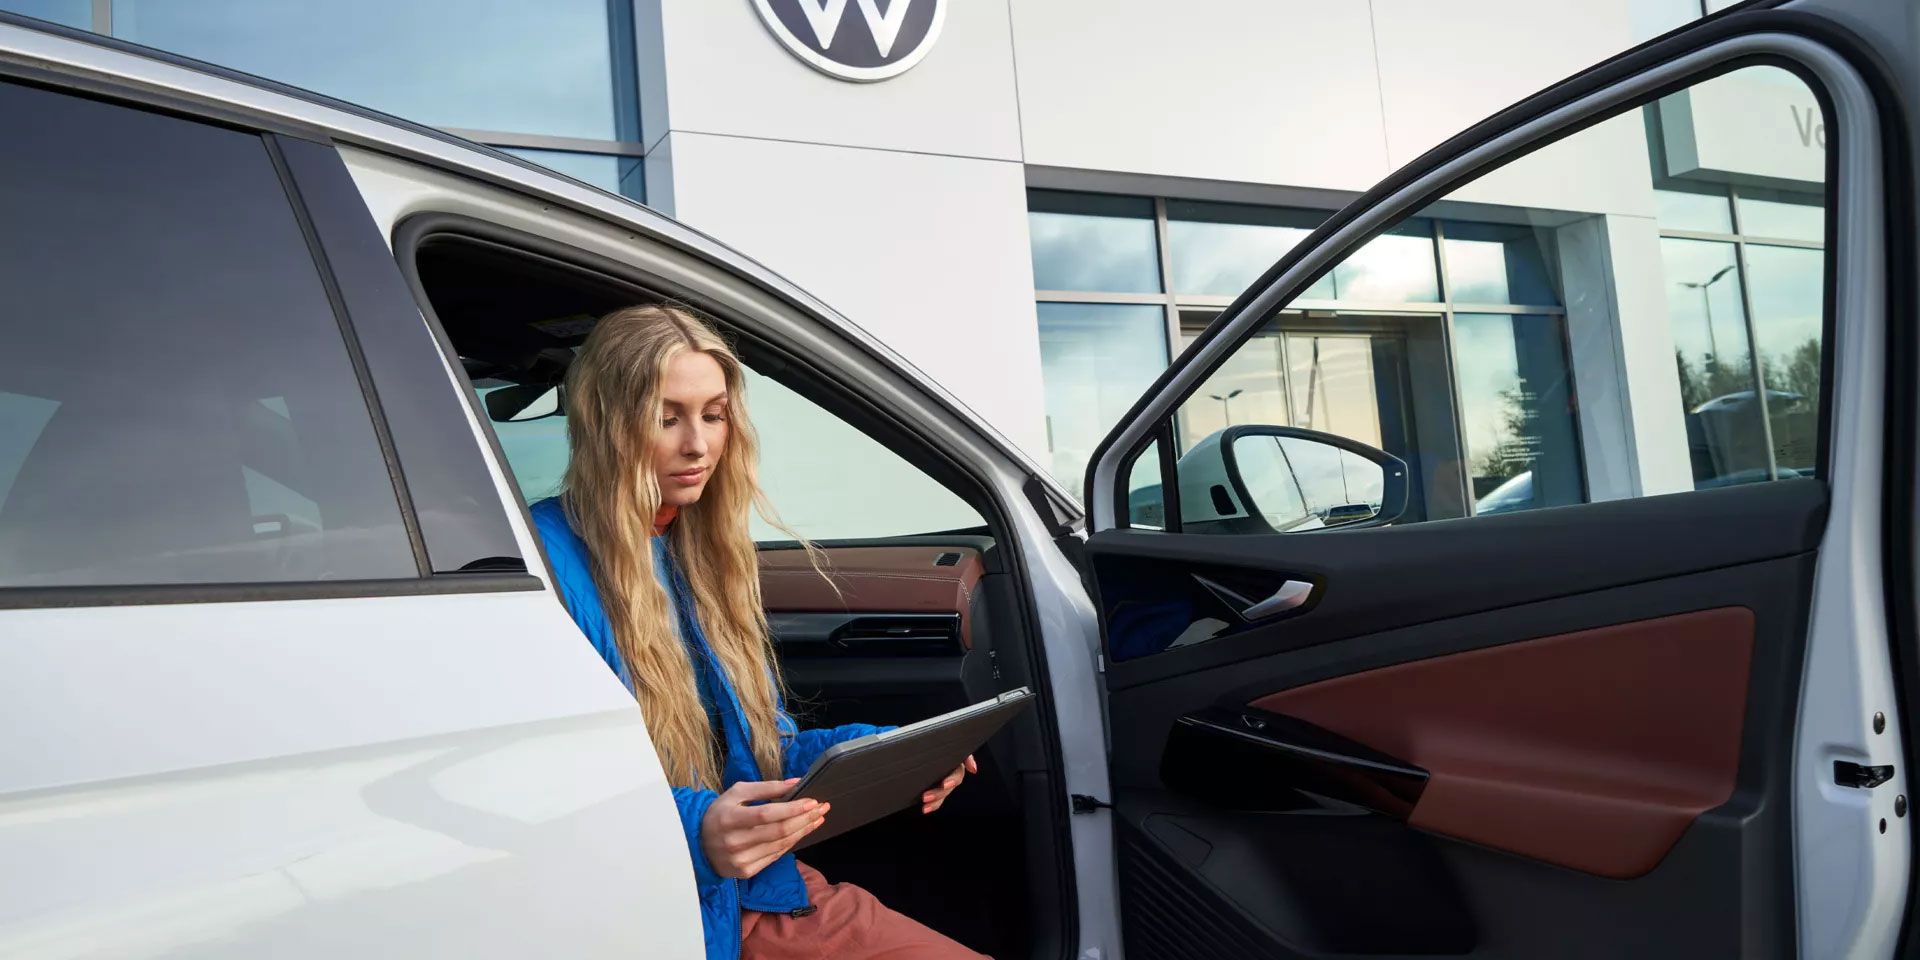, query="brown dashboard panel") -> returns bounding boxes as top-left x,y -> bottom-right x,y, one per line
760,546 -> 985,649
1251,607 -> 1755,879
